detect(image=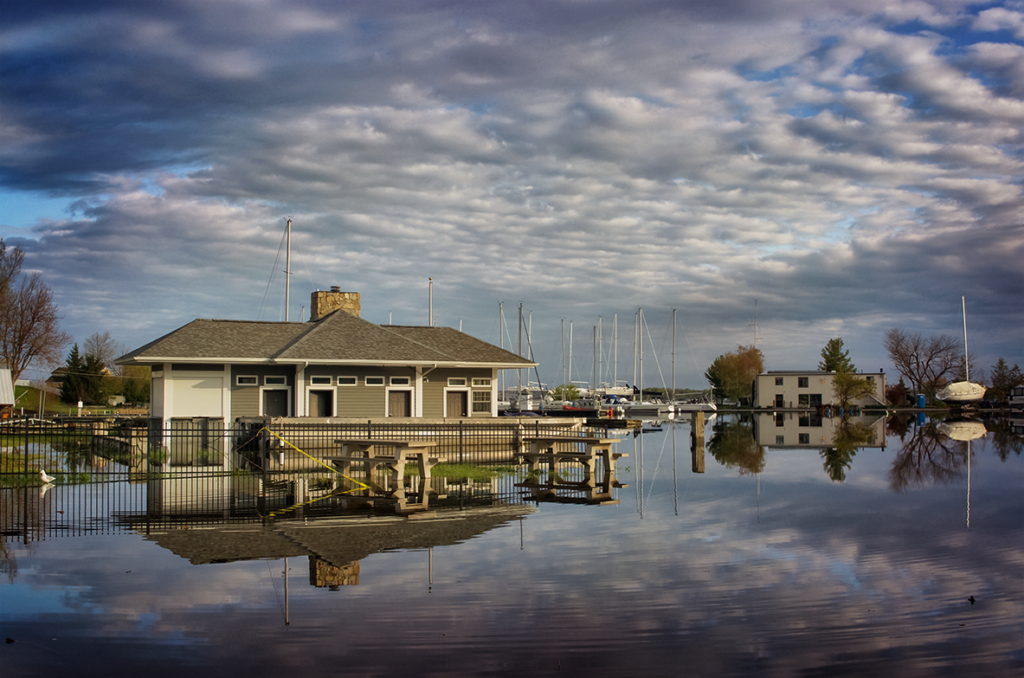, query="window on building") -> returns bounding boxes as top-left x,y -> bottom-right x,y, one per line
365,377 -> 384,386
448,378 -> 467,386
338,376 -> 357,386
776,435 -> 785,445
310,376 -> 332,385
265,376 -> 286,385
775,377 -> 784,386
472,378 -> 491,387
798,394 -> 809,407
775,413 -> 784,427
472,390 -> 492,412
391,377 -> 411,386
236,375 -> 257,386
798,377 -> 809,388
775,394 -> 784,408
799,433 -> 810,444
